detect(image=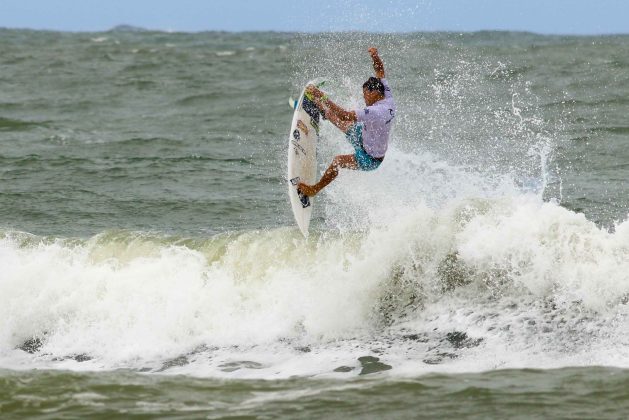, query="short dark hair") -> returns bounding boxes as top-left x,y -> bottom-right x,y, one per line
363,77 -> 385,95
